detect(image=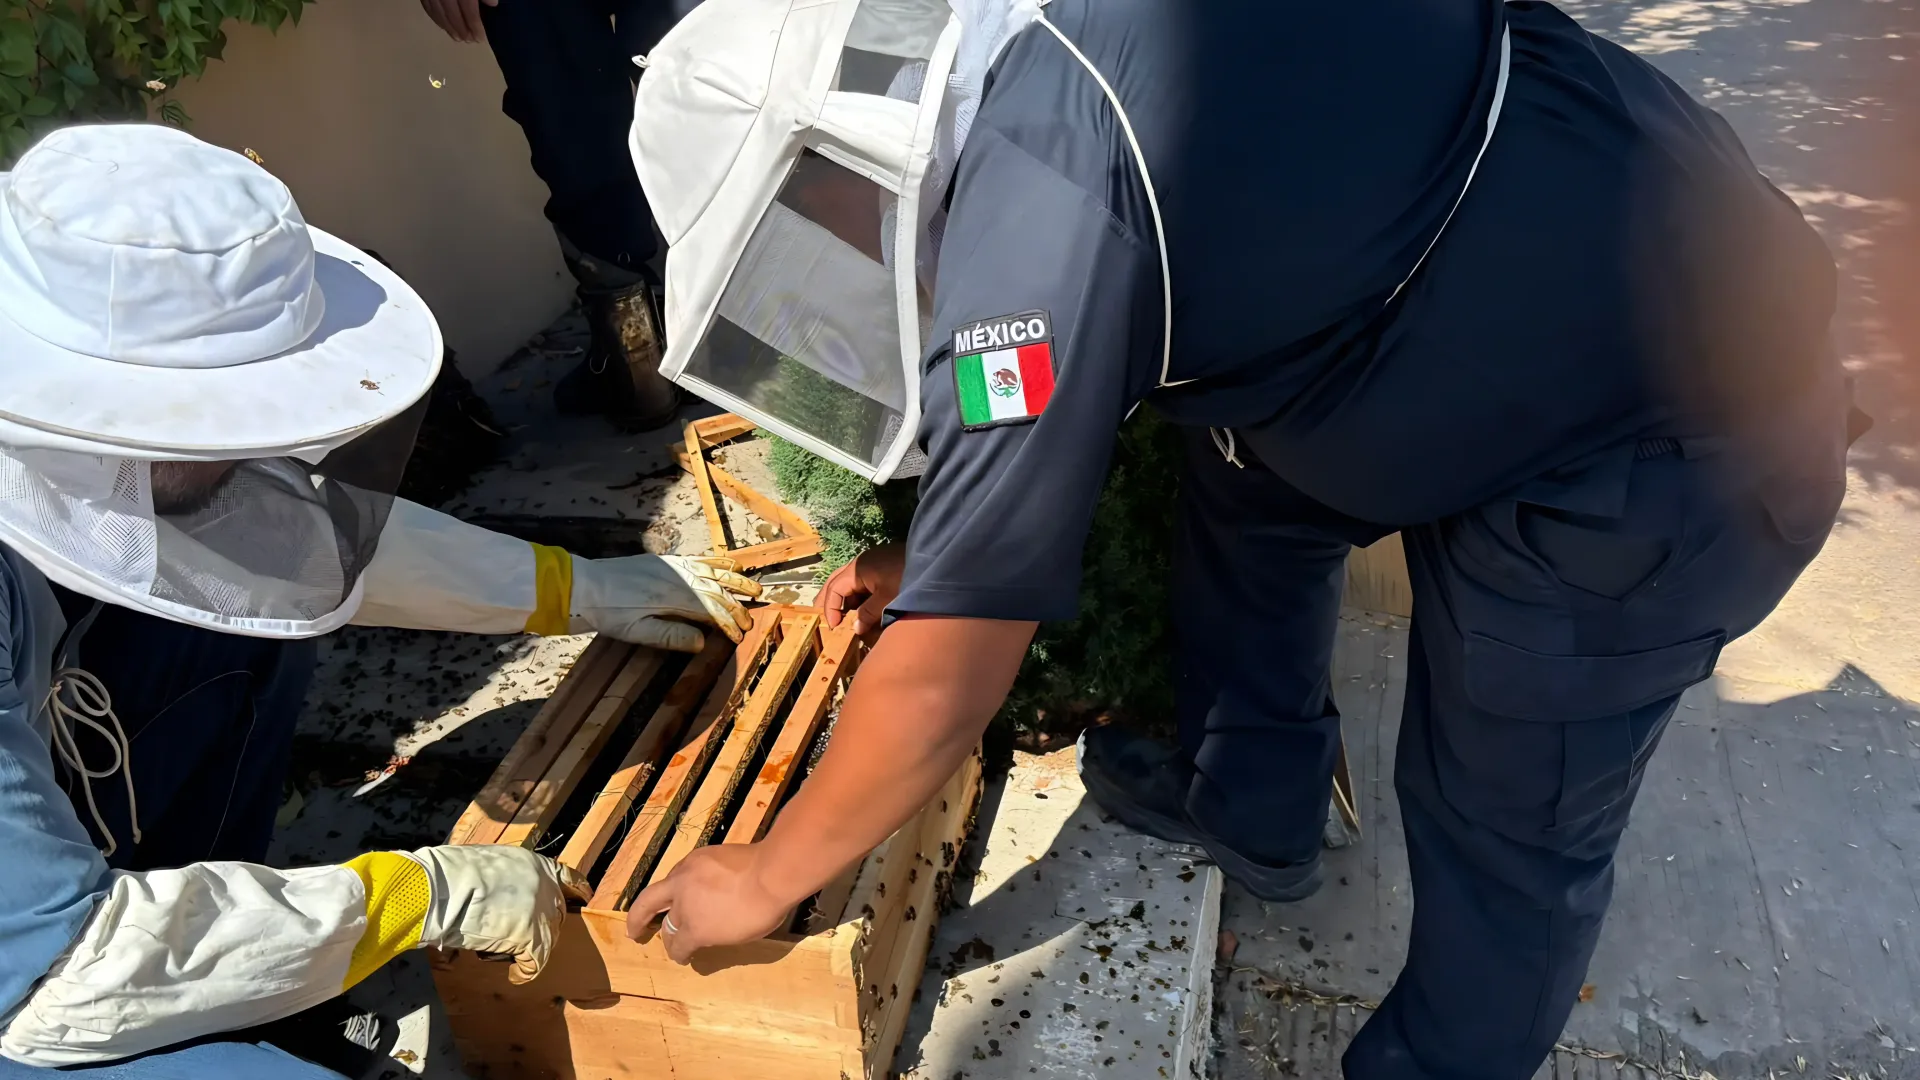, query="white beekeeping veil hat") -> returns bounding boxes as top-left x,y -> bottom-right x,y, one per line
631,0 -> 1032,481
0,124 -> 442,638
